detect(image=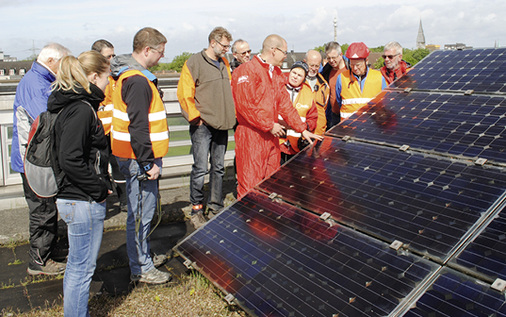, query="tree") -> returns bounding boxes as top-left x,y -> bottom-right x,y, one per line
149,52 -> 192,73
168,52 -> 192,73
